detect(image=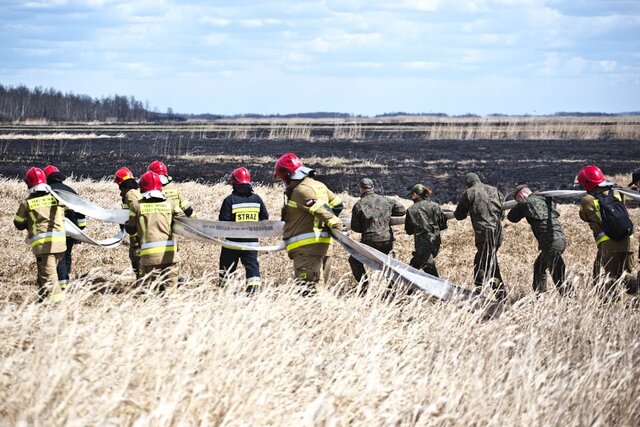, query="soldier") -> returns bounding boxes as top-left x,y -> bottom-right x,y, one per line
349,177 -> 406,294
274,153 -> 345,296
405,184 -> 448,277
507,184 -> 569,296
576,165 -> 636,297
13,167 -> 66,302
125,171 -> 184,291
218,167 -> 269,295
114,167 -> 142,278
148,160 -> 194,217
454,172 -> 507,300
44,165 -> 86,290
